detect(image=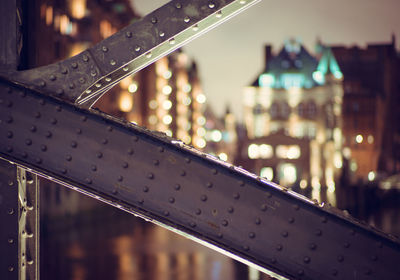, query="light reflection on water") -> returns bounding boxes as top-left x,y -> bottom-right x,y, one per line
42,205 -> 237,280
